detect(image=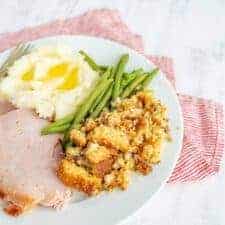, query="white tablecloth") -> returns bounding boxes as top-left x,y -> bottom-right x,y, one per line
0,1 -> 224,224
